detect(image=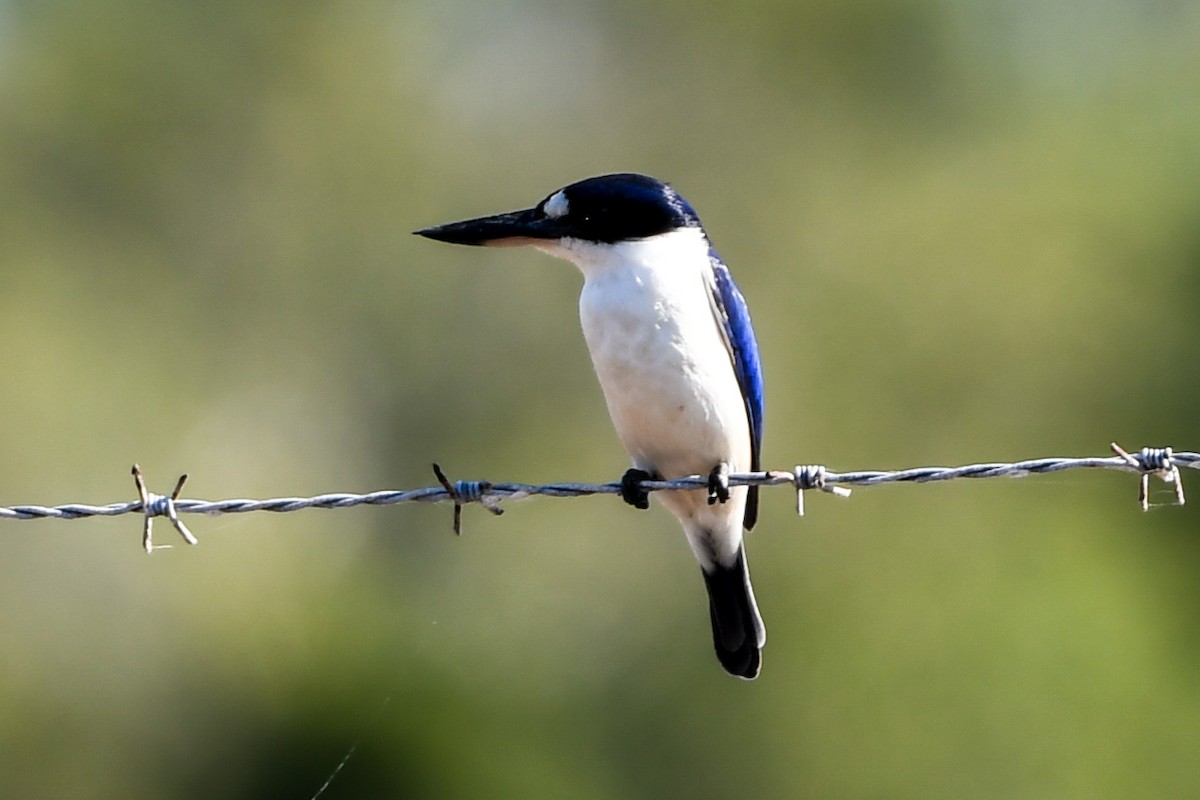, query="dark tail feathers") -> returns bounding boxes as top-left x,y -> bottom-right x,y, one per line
701,545 -> 765,679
